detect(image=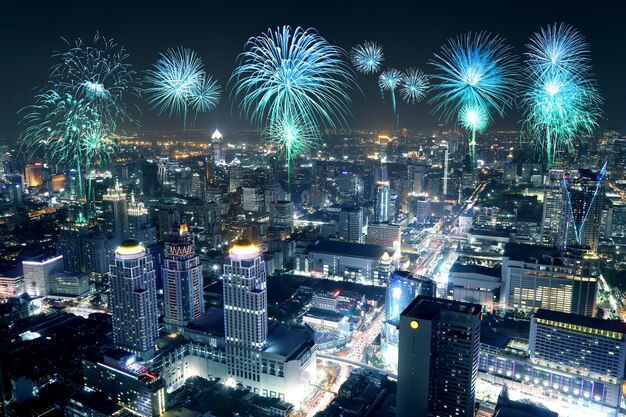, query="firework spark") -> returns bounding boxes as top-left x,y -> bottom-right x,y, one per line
400,68 -> 430,104
378,68 -> 403,117
350,41 -> 384,74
